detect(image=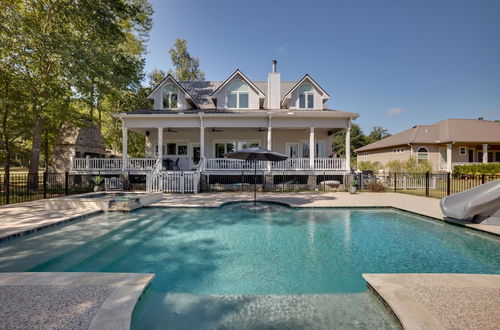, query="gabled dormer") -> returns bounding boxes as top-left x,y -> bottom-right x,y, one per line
147,74 -> 200,110
282,74 -> 330,110
211,70 -> 265,110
